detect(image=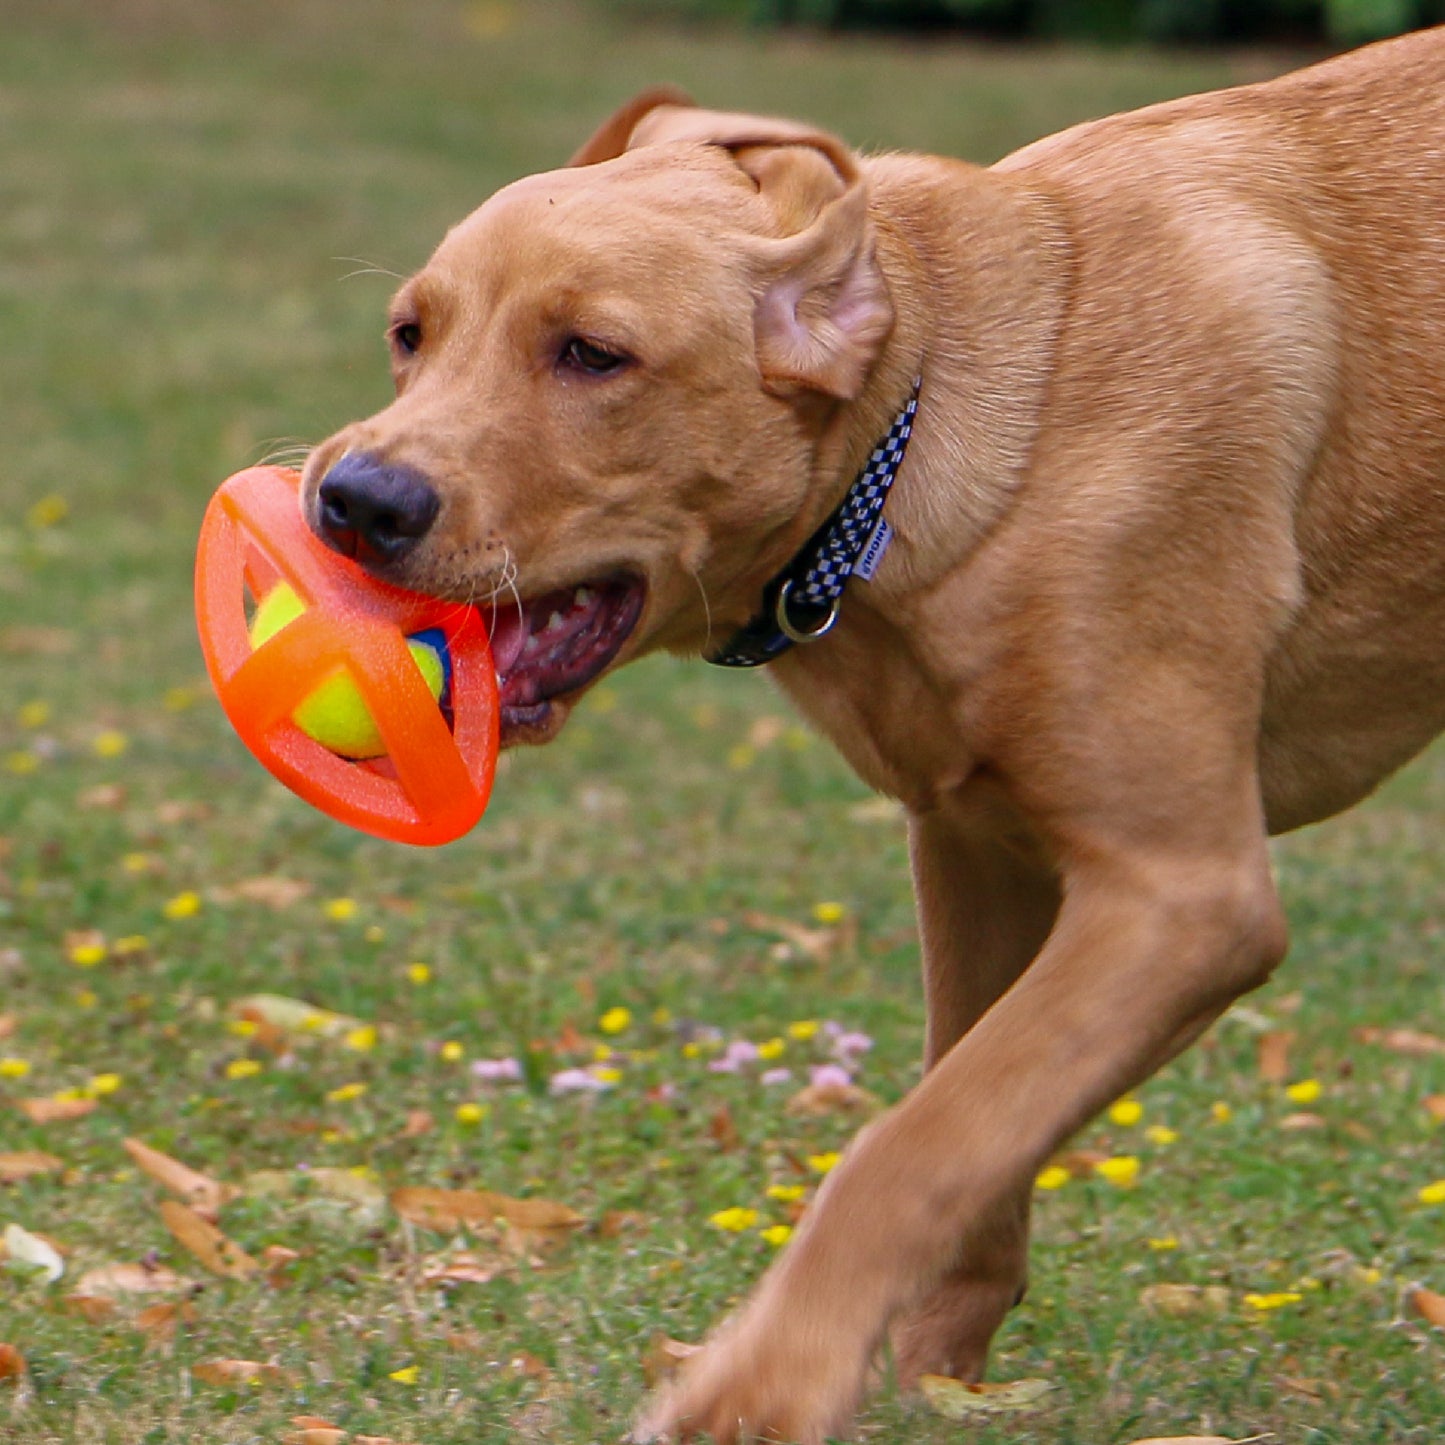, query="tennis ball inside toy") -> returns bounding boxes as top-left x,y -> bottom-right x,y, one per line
249,582 -> 447,759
